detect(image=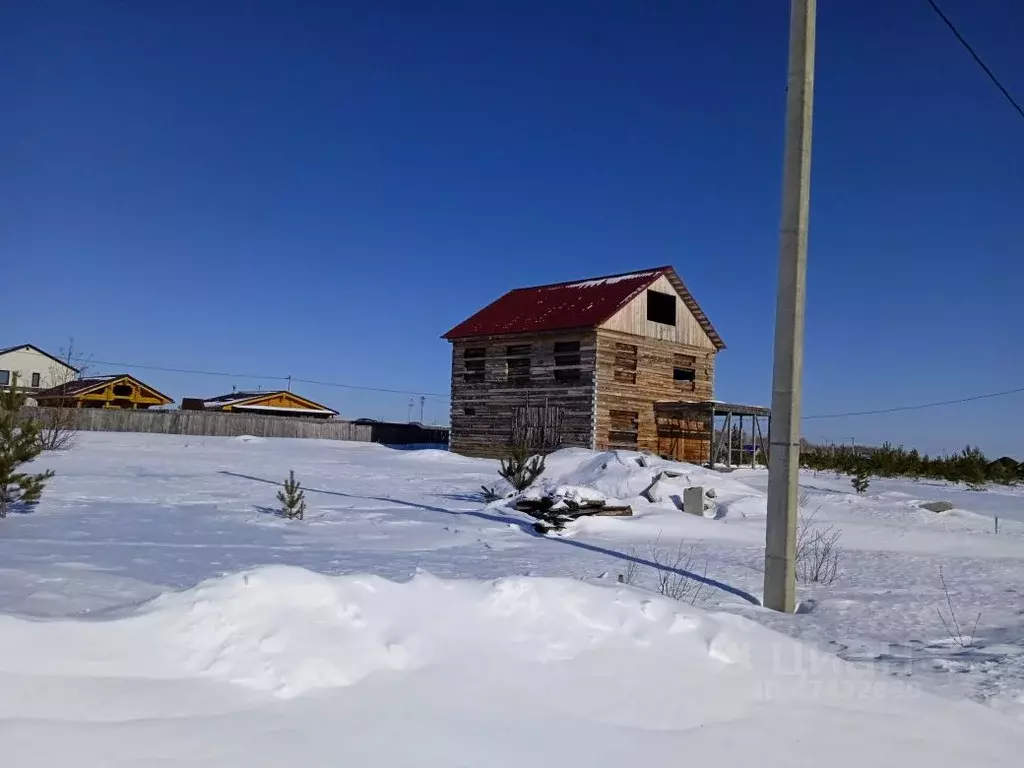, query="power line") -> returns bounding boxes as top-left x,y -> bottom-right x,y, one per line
74,357 -> 449,399
291,376 -> 447,398
73,358 -> 1023,417
804,384 -> 1024,420
924,0 -> 1024,123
